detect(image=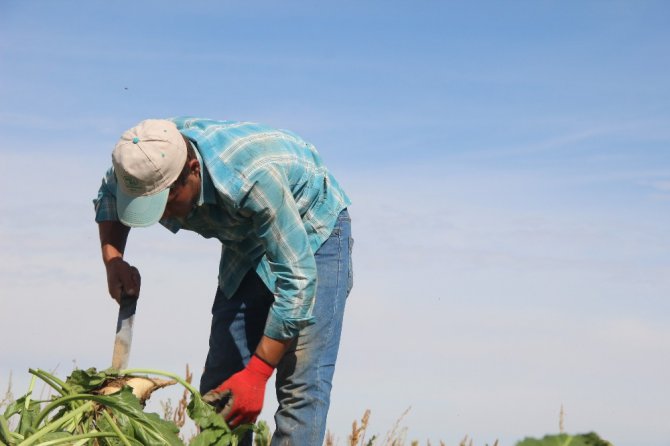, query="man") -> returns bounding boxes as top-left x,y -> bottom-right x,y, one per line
94,117 -> 353,445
